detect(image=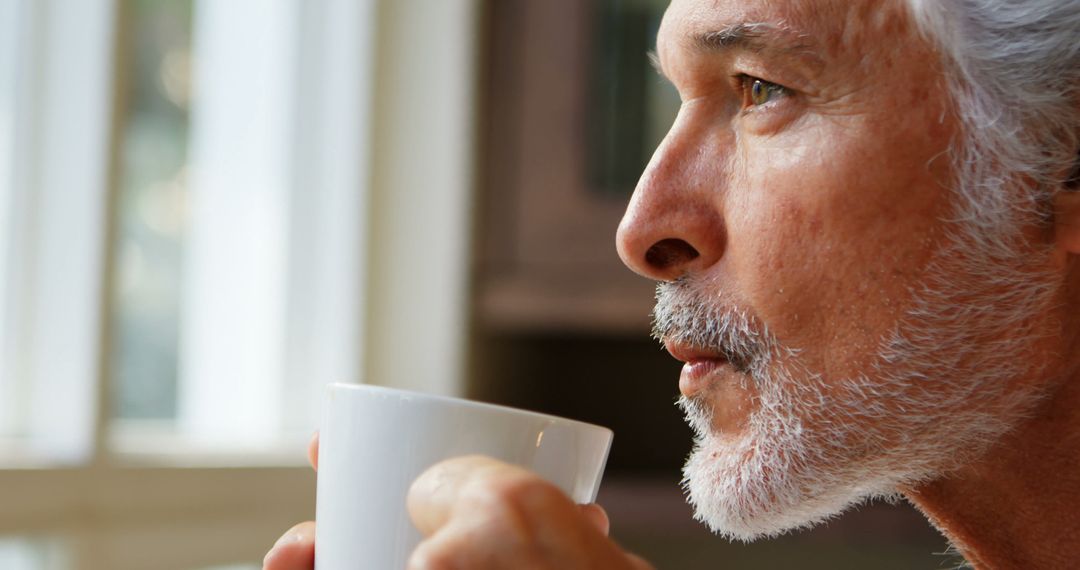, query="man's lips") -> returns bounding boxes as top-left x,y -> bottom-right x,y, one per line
664,340 -> 730,397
